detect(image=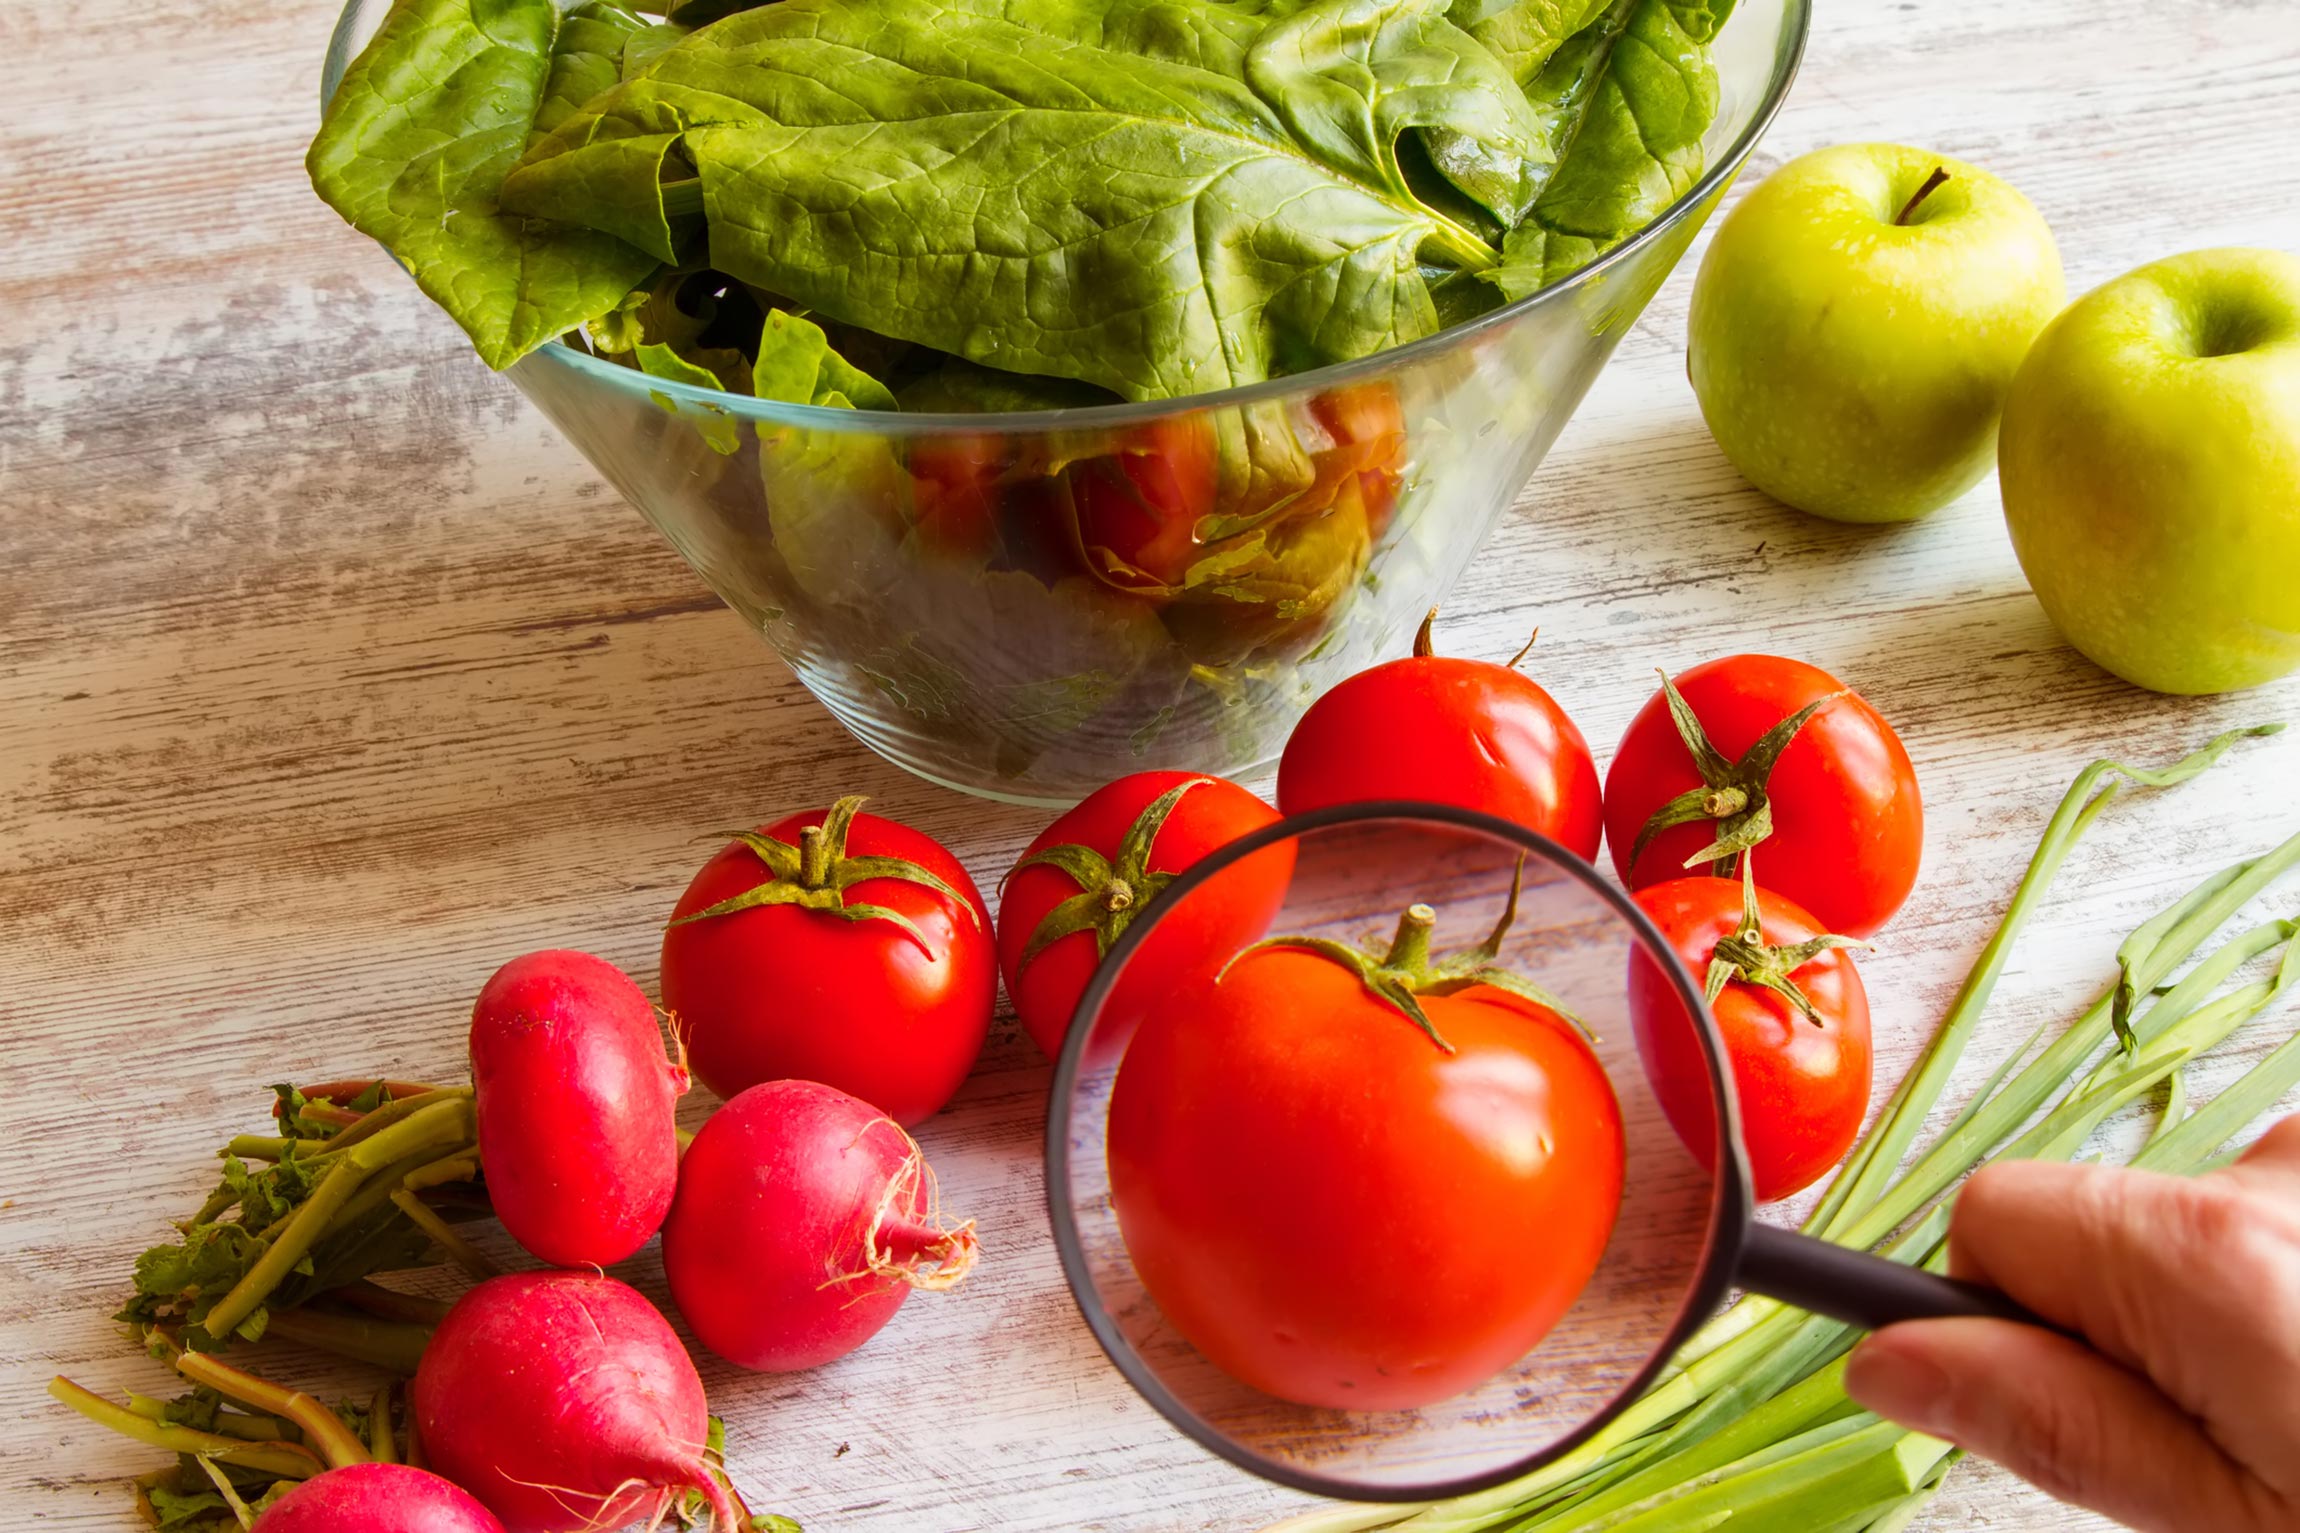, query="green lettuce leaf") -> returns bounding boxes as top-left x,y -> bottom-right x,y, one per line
537,3 -> 648,138
622,18 -> 691,77
307,0 -> 661,368
1245,0 -> 1555,227
503,0 -> 1541,401
753,312 -> 902,411
1482,0 -> 1721,296
1446,0 -> 1610,79
637,344 -> 744,453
